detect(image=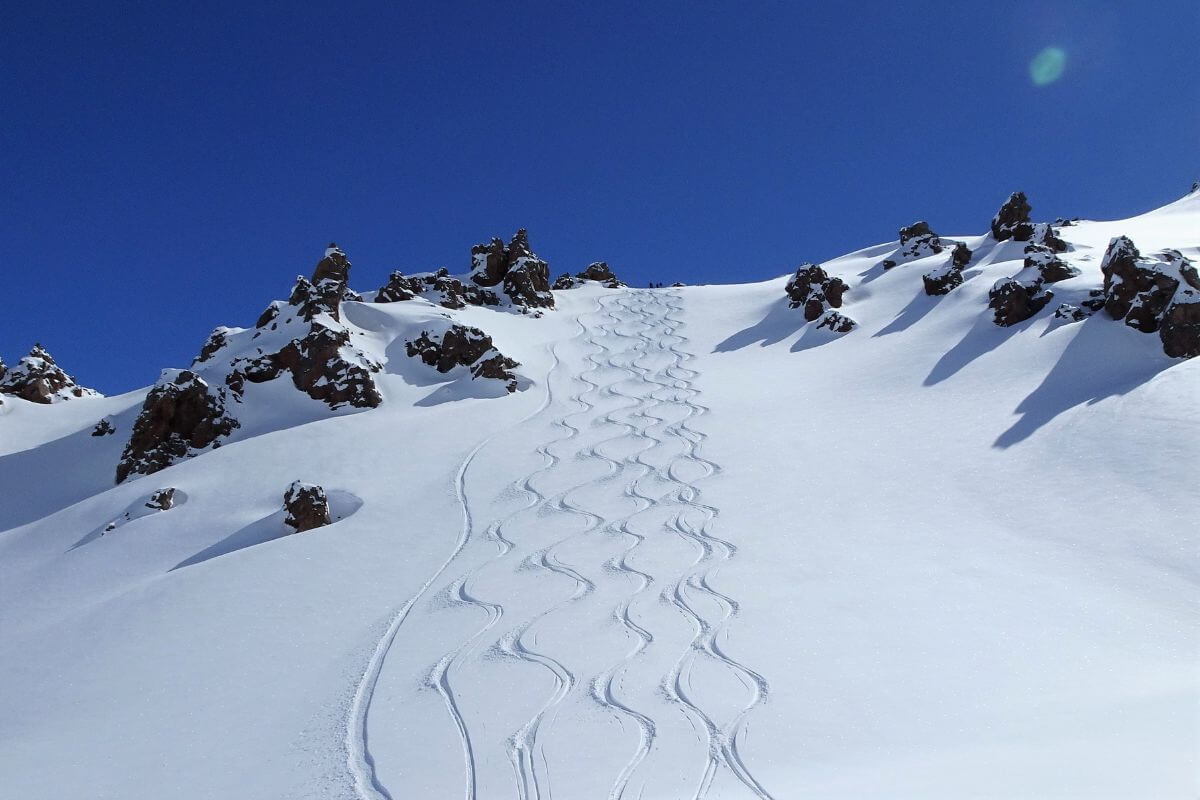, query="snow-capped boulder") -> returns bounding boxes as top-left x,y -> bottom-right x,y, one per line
785,263 -> 849,322
405,324 -> 520,392
0,344 -> 100,404
988,277 -> 1054,327
880,221 -> 951,270
1101,237 -> 1183,330
921,262 -> 963,296
92,419 -> 116,436
284,481 -> 331,532
1024,243 -> 1078,283
116,370 -> 240,483
1099,236 -> 1200,357
552,273 -> 577,290
468,229 -> 554,311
